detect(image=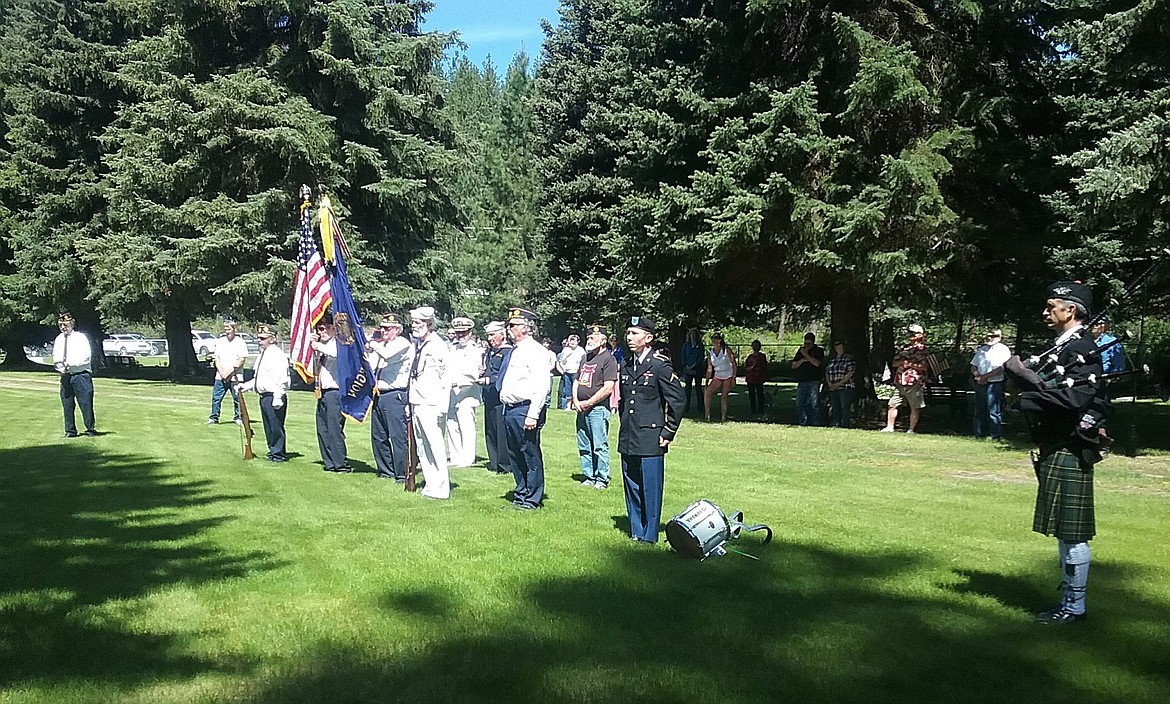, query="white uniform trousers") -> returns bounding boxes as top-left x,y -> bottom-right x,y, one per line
412,404 -> 450,499
446,402 -> 478,467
